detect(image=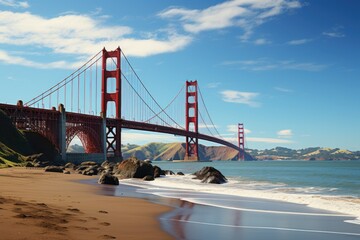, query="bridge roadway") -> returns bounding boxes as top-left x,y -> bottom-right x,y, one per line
0,103 -> 240,152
